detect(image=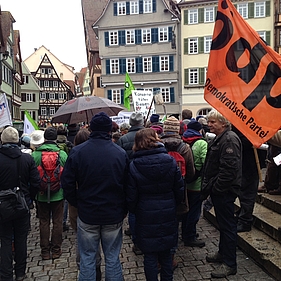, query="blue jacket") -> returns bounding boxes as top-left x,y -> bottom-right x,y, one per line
127,144 -> 184,253
61,131 -> 129,225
